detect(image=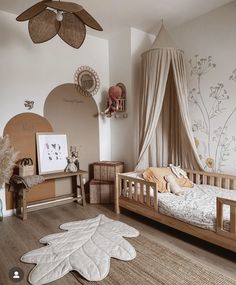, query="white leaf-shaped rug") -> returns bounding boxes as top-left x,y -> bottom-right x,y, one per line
21,214 -> 139,285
